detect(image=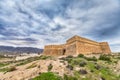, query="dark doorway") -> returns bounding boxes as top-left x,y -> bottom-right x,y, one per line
63,49 -> 66,55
